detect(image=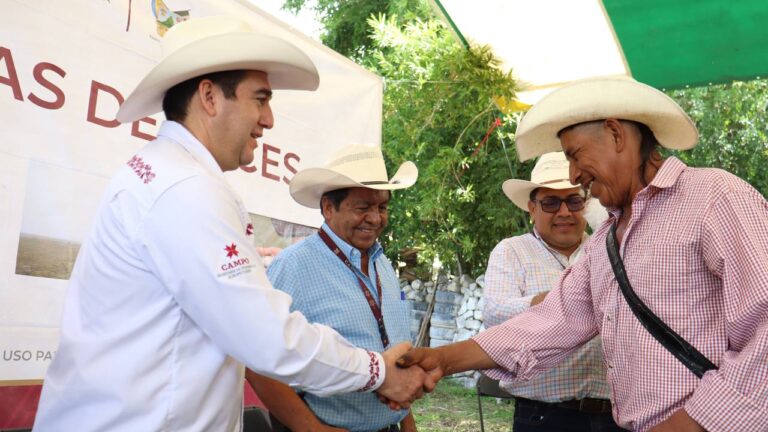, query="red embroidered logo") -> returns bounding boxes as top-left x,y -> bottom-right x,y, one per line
225,243 -> 239,259
127,155 -> 156,184
246,223 -> 254,236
